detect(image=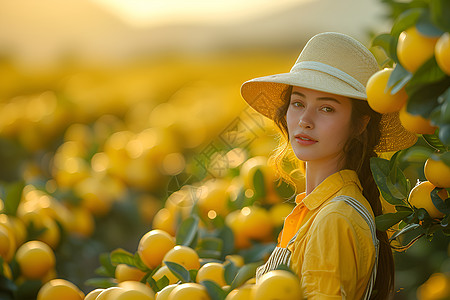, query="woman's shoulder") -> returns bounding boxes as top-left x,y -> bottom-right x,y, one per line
314,192 -> 374,232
